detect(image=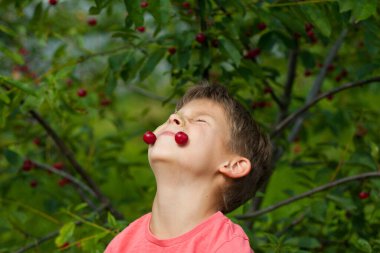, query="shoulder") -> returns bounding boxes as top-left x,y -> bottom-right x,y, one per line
203,212 -> 253,253
104,213 -> 151,252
